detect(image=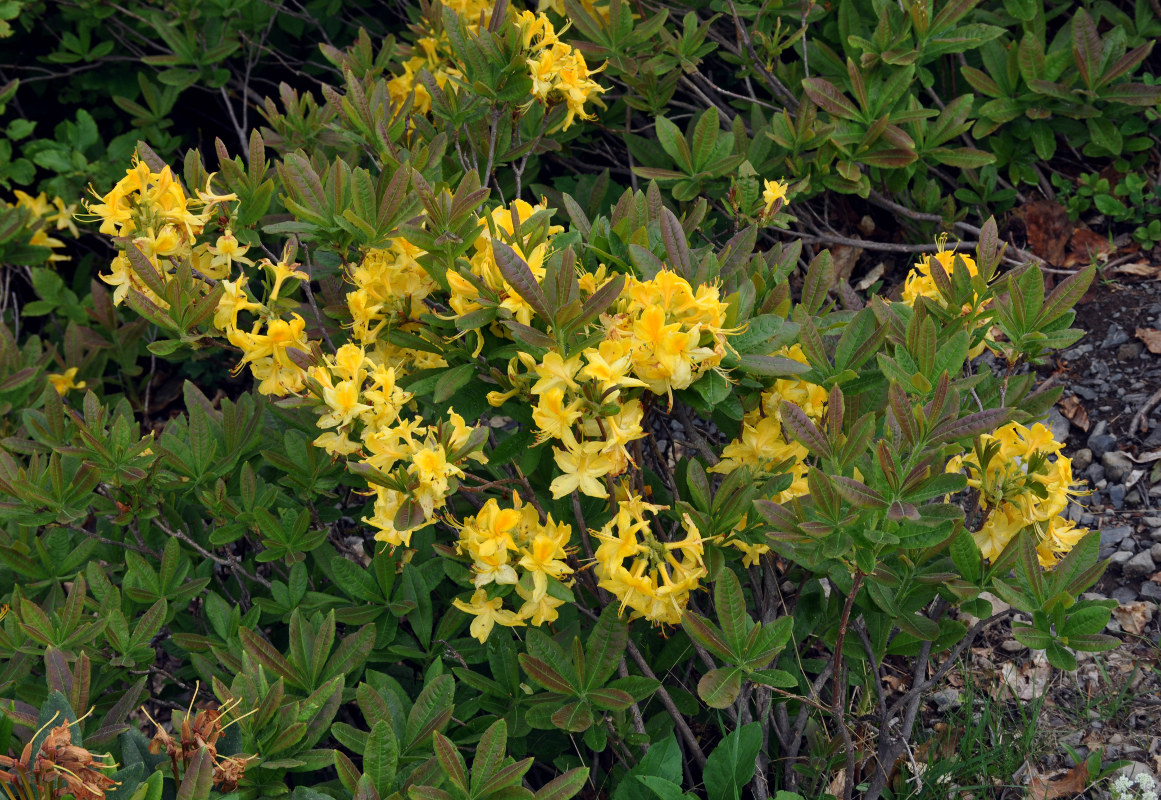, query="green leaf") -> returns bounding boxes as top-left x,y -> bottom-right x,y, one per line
714,569 -> 749,655
698,667 -> 743,708
586,605 -> 628,691
534,767 -> 590,800
749,669 -> 797,688
433,364 -> 474,404
703,722 -> 762,800
364,719 -> 398,796
176,748 -> 213,800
